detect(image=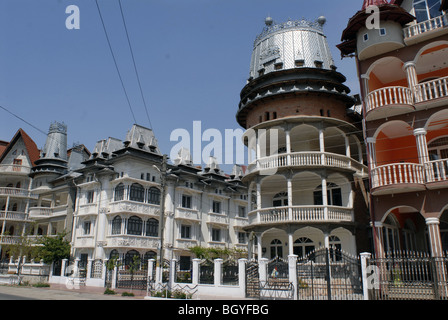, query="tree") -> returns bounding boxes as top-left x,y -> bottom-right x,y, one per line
37,232 -> 71,265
